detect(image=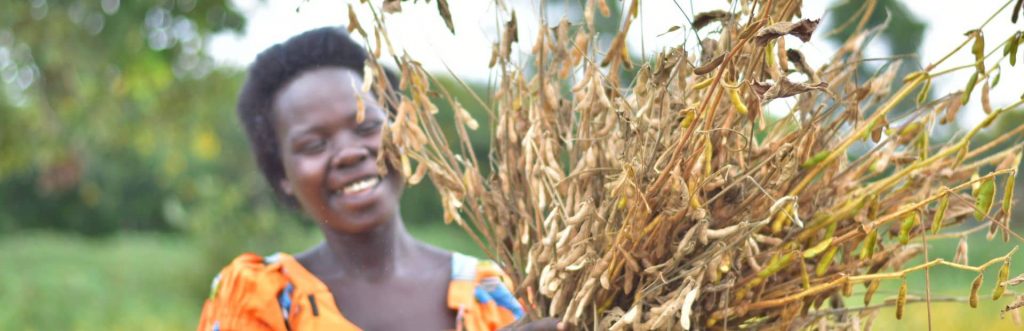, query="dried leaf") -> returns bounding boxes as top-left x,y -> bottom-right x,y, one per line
754,19 -> 821,46
382,0 -> 402,13
755,77 -> 829,101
